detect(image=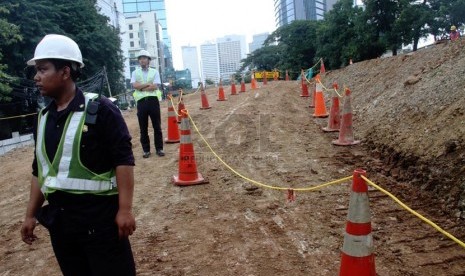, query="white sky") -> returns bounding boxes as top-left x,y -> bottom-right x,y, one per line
165,0 -> 277,69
